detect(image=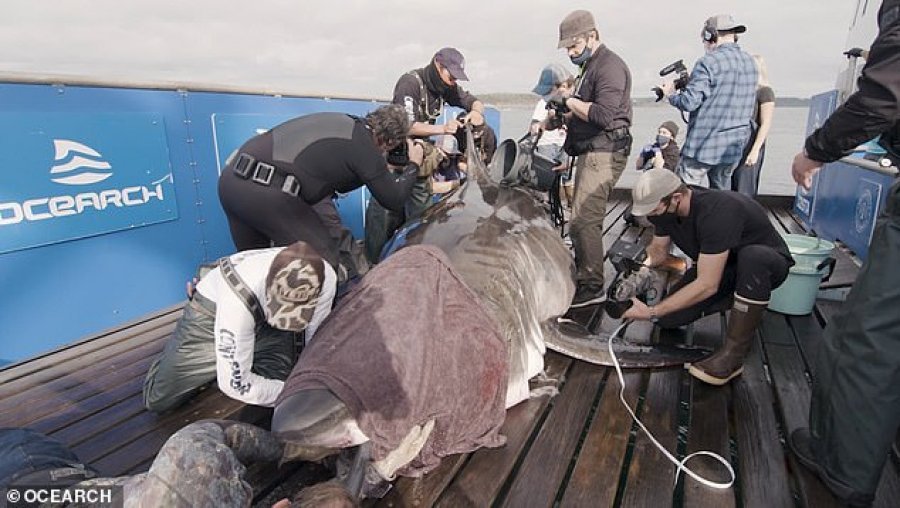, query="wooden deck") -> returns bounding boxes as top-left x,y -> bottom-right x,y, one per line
2,195 -> 898,507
